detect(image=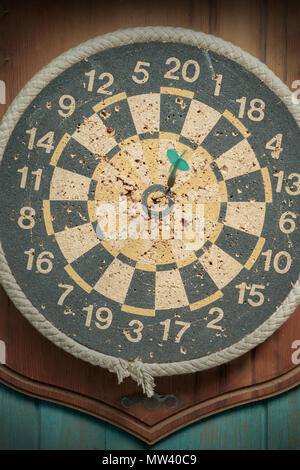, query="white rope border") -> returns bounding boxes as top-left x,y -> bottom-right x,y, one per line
0,27 -> 299,397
